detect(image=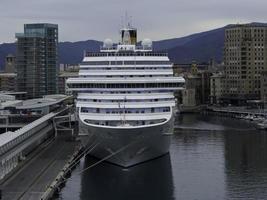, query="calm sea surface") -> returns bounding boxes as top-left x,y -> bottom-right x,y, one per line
57,114 -> 267,200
